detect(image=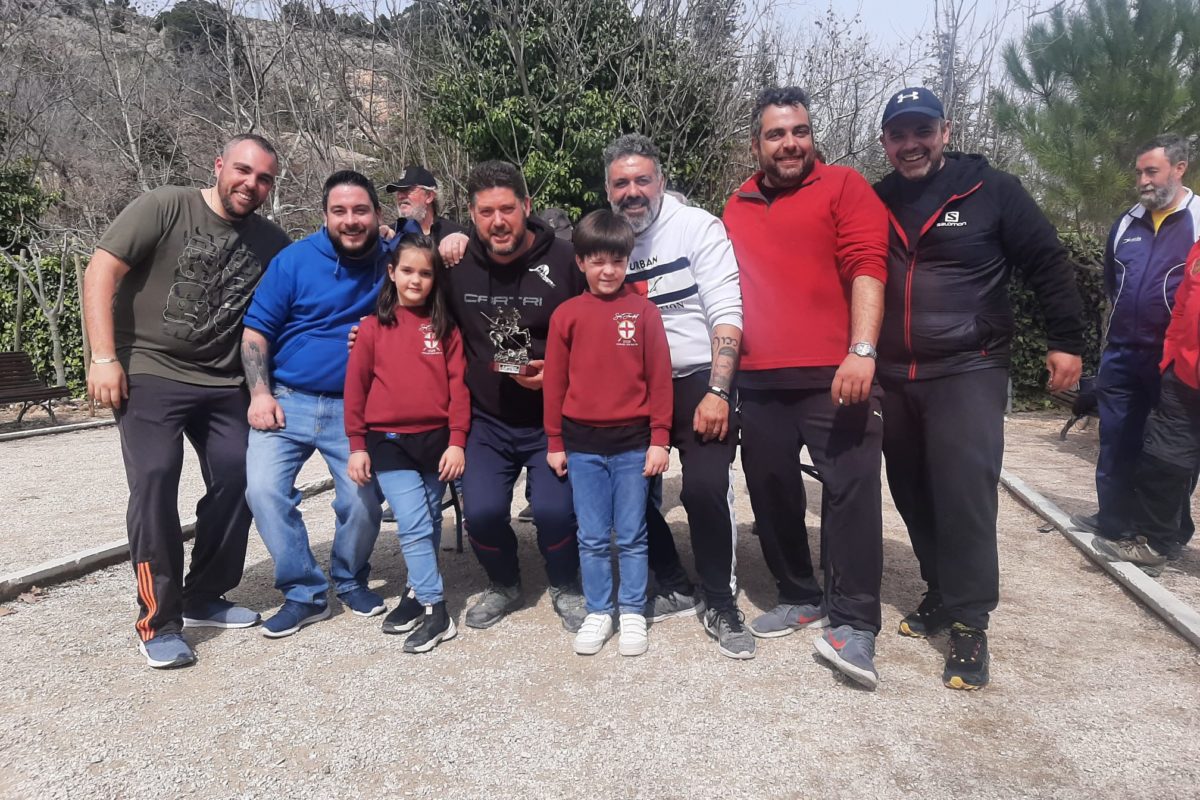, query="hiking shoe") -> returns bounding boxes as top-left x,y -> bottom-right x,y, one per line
382,504 -> 396,523
943,622 -> 990,690
339,587 -> 386,617
138,633 -> 196,669
182,598 -> 260,629
404,602 -> 457,654
262,601 -> 331,638
548,581 -> 588,633
573,613 -> 614,655
703,607 -> 756,660
898,591 -> 949,638
382,588 -> 425,634
465,583 -> 522,629
517,504 -> 534,523
644,585 -> 703,622
749,602 -> 829,638
813,625 -> 879,690
618,613 -> 649,657
1094,535 -> 1169,568
1069,512 -> 1099,533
